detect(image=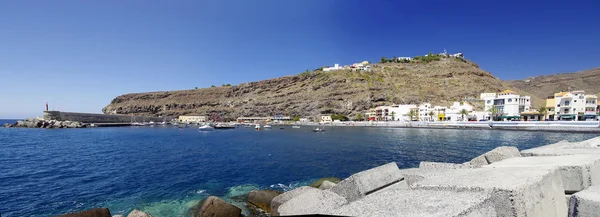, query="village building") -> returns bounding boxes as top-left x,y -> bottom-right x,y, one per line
546,91 -> 598,121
